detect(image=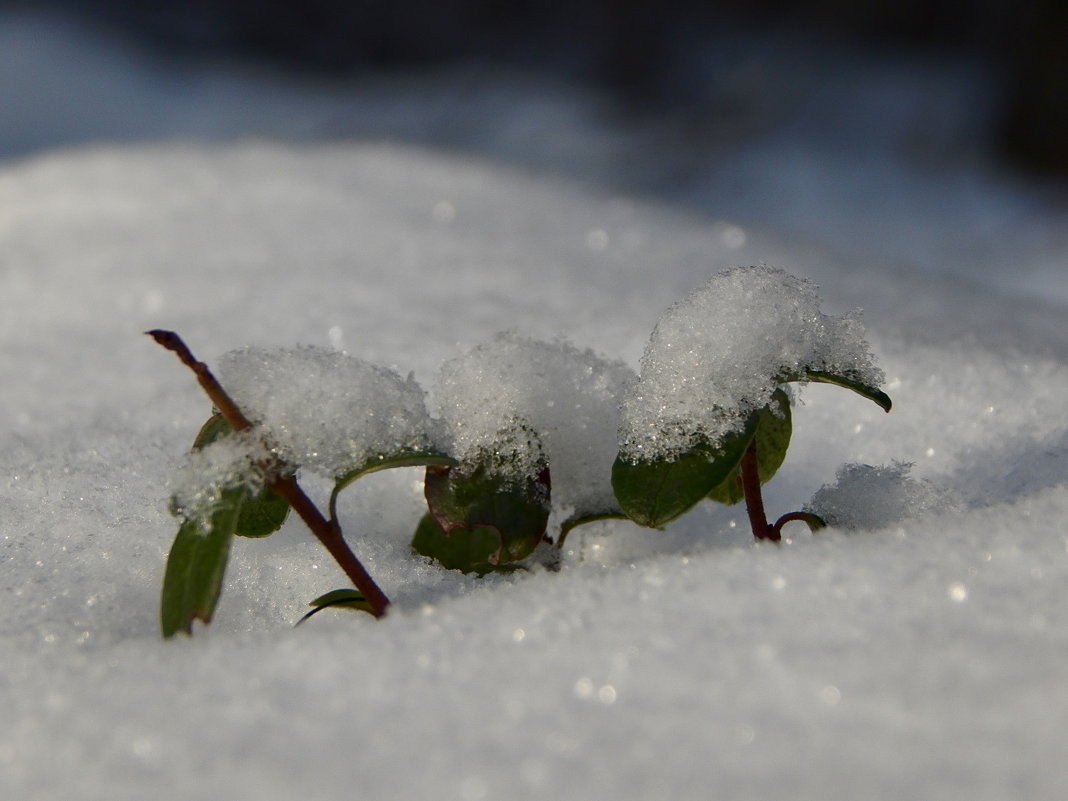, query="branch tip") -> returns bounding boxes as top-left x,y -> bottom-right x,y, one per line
146,329 -> 198,368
